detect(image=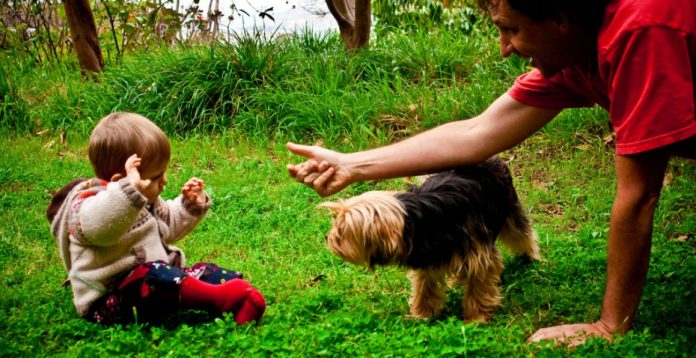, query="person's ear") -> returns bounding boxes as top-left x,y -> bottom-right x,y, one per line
110,173 -> 124,182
